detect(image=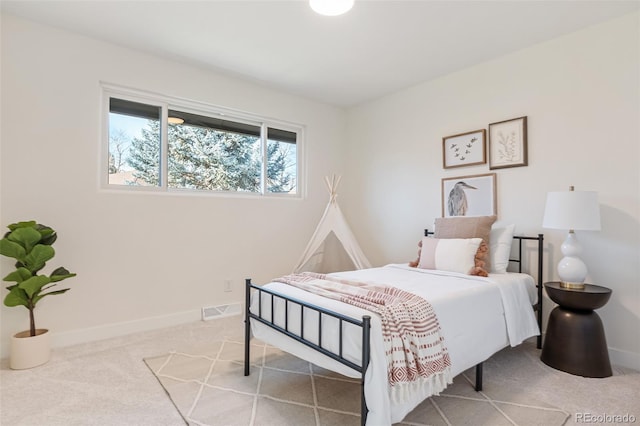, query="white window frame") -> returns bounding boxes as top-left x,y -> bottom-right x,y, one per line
100,83 -> 304,198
